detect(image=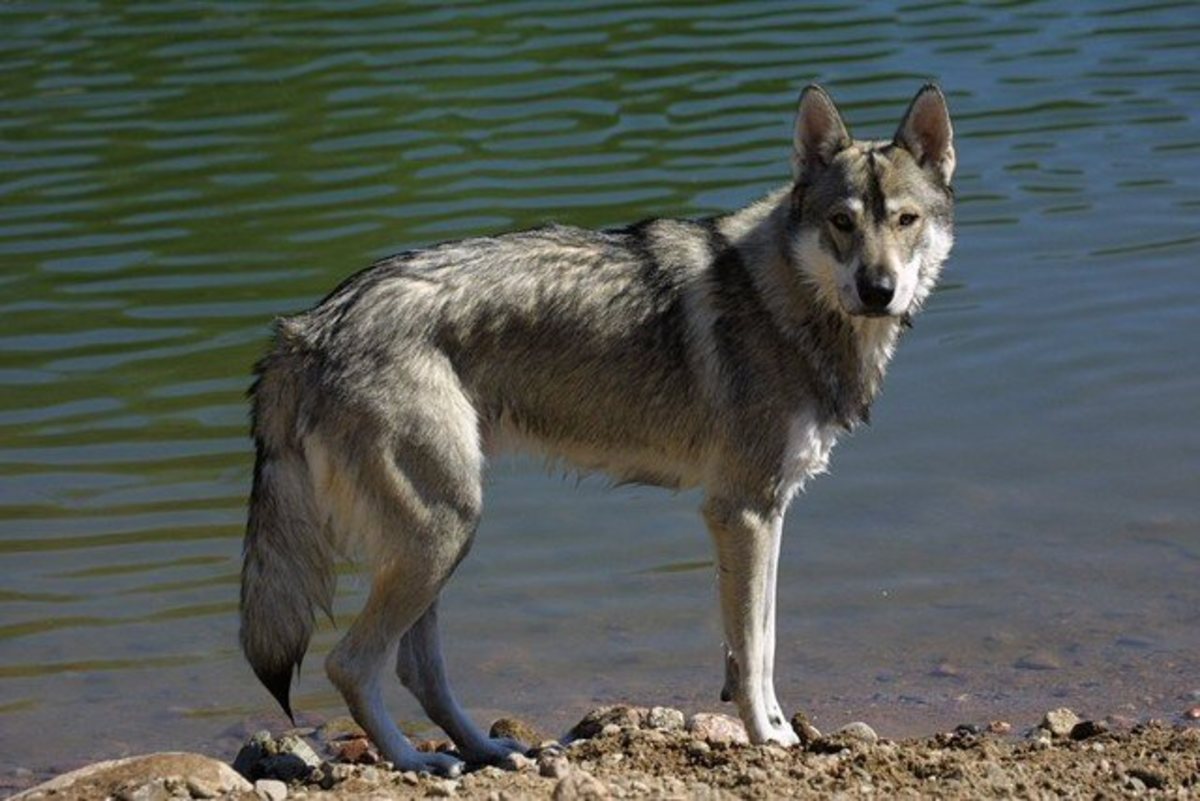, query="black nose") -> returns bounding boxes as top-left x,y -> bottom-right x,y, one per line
855,269 -> 895,313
